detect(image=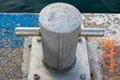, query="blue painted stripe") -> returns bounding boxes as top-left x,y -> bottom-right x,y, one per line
0,13 -> 39,48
